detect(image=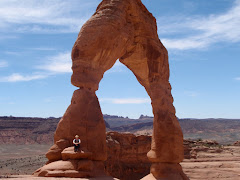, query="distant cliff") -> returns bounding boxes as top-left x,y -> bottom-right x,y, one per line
0,116 -> 109,144
0,115 -> 240,144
